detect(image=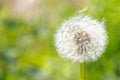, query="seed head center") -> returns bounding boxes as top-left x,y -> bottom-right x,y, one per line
73,31 -> 90,45
73,31 -> 91,54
